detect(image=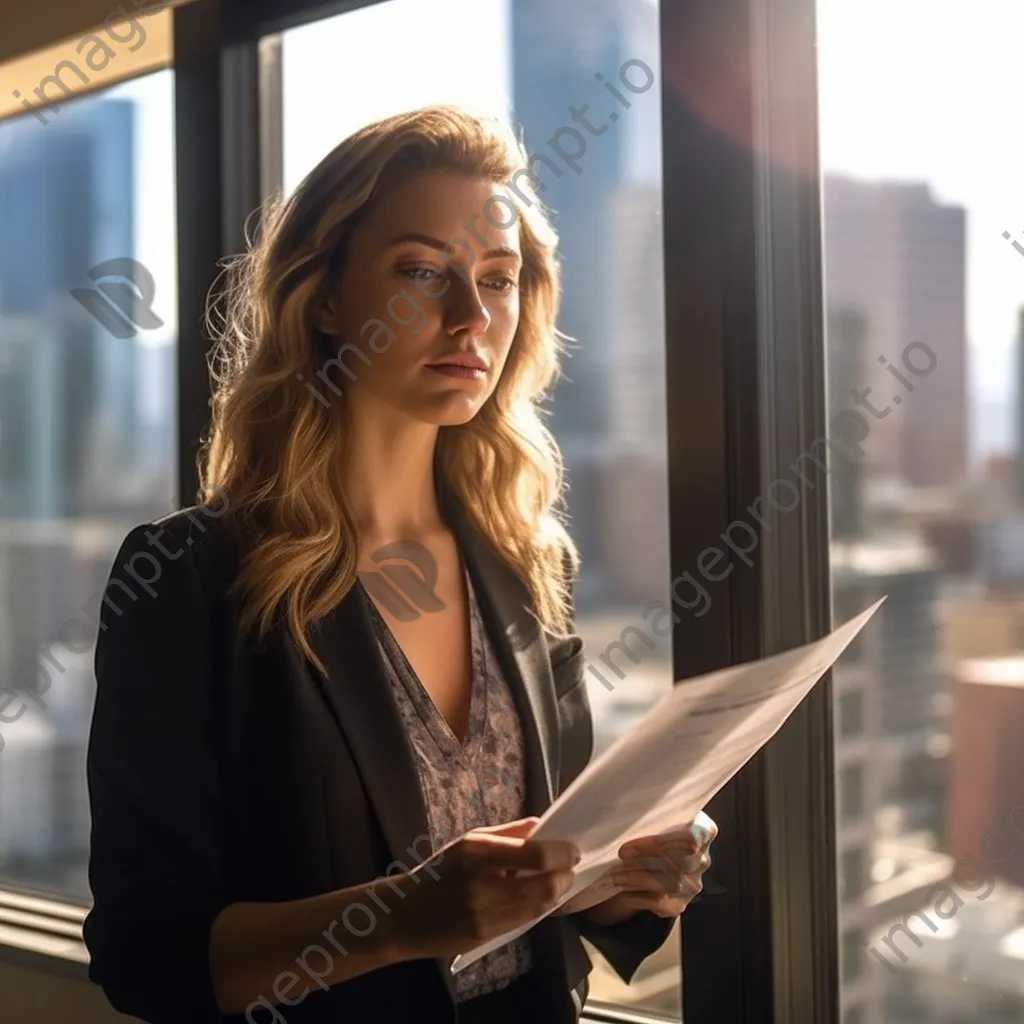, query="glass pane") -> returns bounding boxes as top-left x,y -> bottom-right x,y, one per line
818,1 -> 1024,1021
838,689 -> 865,738
0,72 -> 177,902
277,0 -> 675,1014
